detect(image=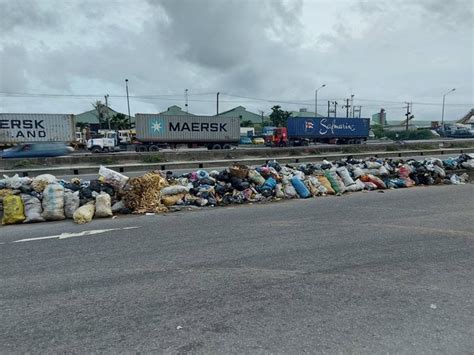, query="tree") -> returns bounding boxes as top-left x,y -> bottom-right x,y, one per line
269,105 -> 291,127
92,100 -> 107,129
240,120 -> 254,127
110,113 -> 130,130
